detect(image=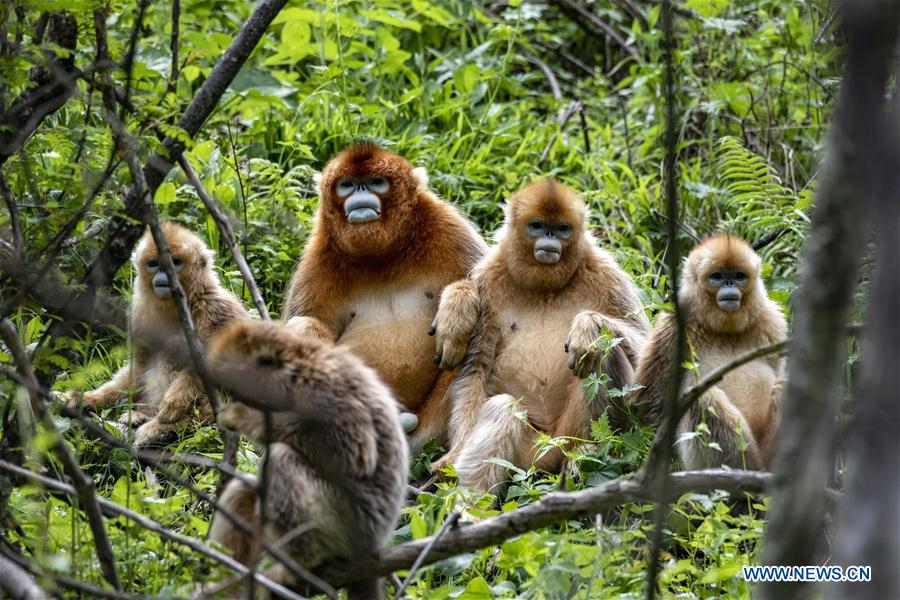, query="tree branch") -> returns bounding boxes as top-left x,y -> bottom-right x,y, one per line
177,155 -> 269,319
761,3 -> 900,592
318,470 -> 770,586
84,0 -> 291,293
0,553 -> 46,600
0,13 -> 78,164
